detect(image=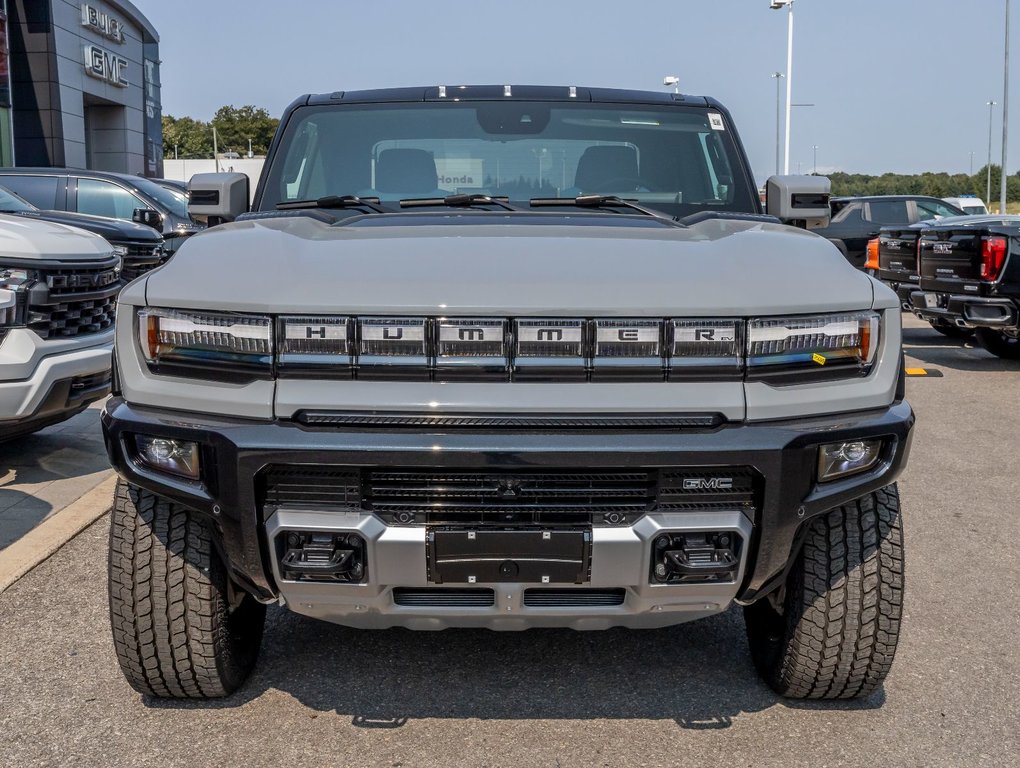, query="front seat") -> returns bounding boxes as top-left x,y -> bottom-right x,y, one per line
374,149 -> 441,196
574,146 -> 642,193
